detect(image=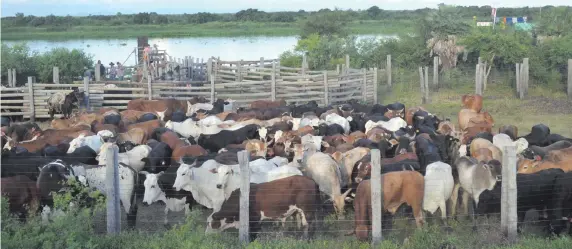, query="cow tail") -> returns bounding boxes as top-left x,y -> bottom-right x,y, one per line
123,163 -> 139,228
